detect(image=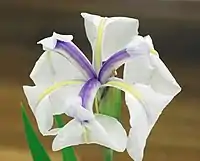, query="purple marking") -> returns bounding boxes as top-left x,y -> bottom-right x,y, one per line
79,78 -> 100,108
56,40 -> 97,79
98,49 -> 130,83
